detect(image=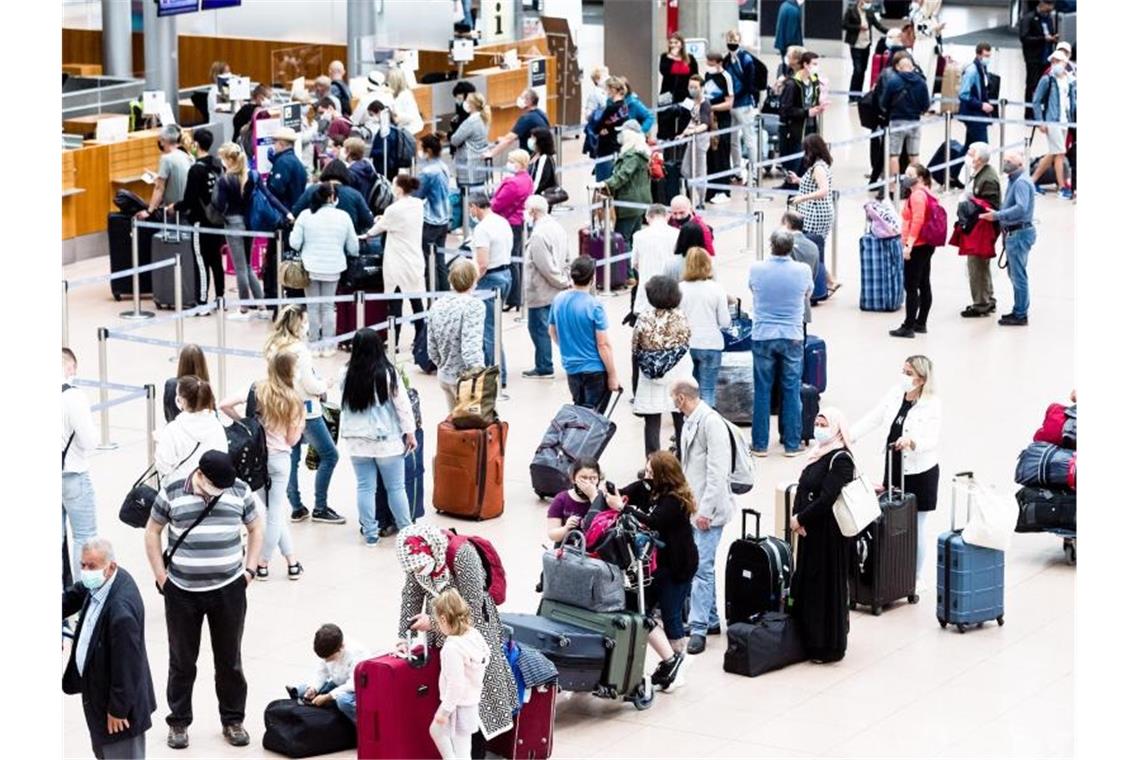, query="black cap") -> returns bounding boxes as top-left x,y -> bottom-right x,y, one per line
198,450 -> 237,490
